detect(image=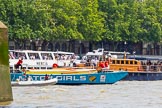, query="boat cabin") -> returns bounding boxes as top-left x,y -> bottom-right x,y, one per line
85,48 -> 130,60
109,59 -> 143,71
9,50 -> 76,71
